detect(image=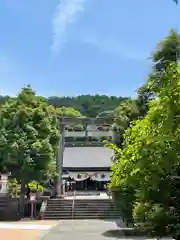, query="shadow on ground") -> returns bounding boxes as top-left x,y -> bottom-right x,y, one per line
101,228 -> 148,239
